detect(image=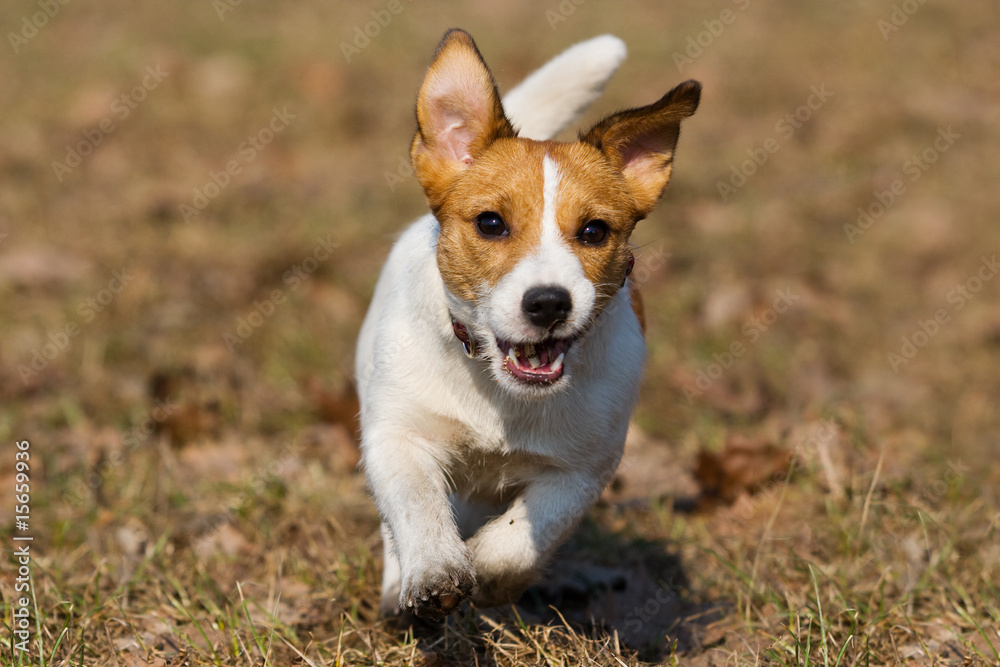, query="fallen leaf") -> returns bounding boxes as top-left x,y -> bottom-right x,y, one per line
694,433 -> 792,510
